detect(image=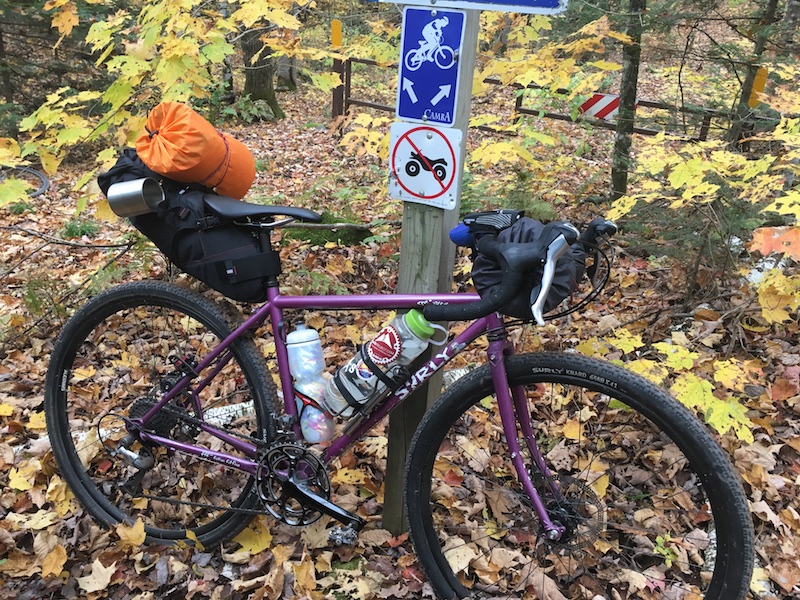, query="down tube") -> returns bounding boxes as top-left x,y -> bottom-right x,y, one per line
321,317 -> 490,463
